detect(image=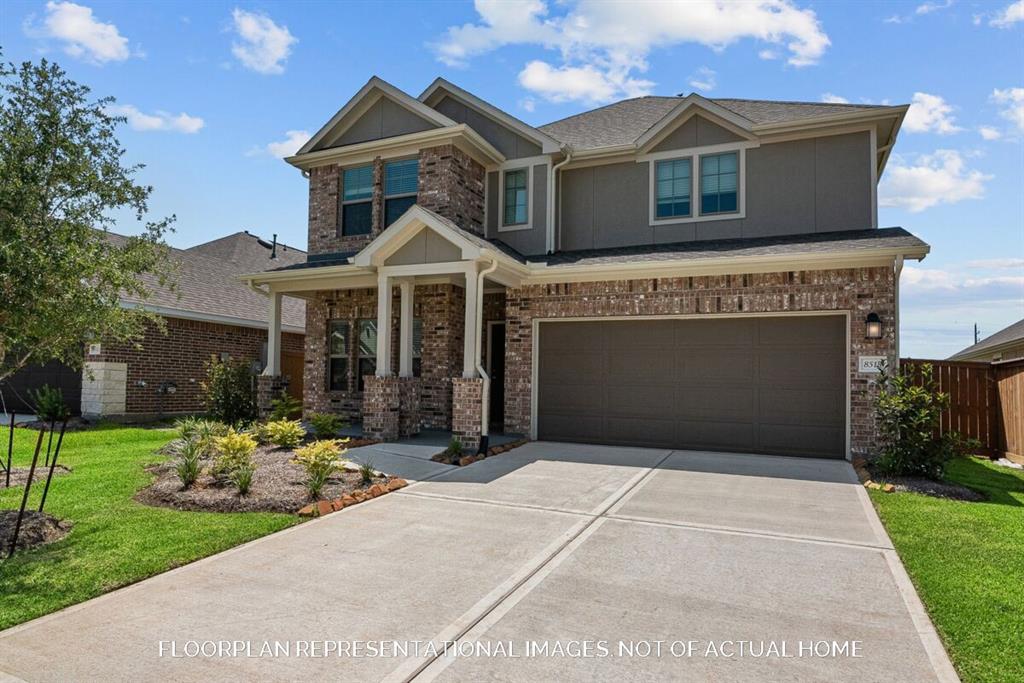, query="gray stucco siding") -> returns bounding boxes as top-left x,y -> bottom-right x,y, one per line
434,95 -> 542,159
558,131 -> 874,250
335,97 -> 437,147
